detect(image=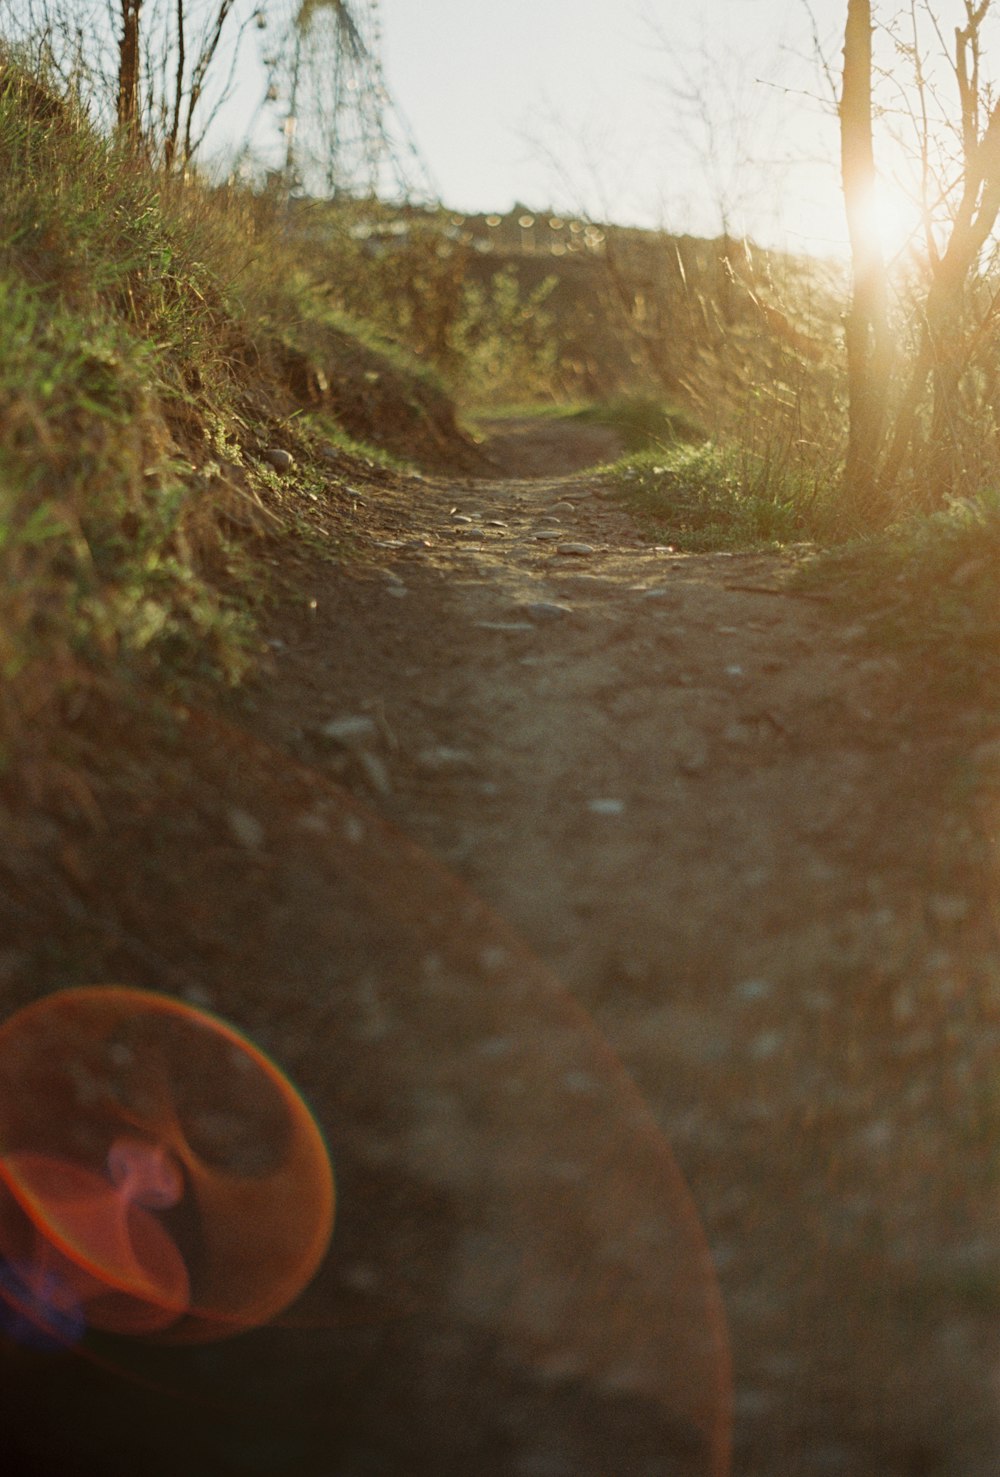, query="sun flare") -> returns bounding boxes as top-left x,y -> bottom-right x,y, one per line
863,177 -> 921,260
